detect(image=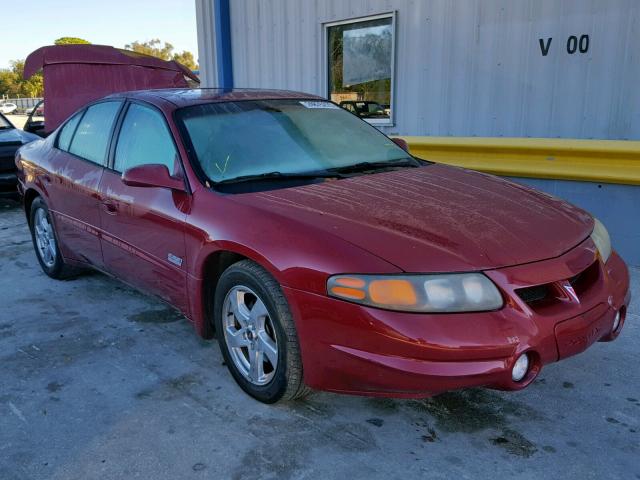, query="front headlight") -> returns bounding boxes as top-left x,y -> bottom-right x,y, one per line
327,273 -> 503,313
590,218 -> 612,263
